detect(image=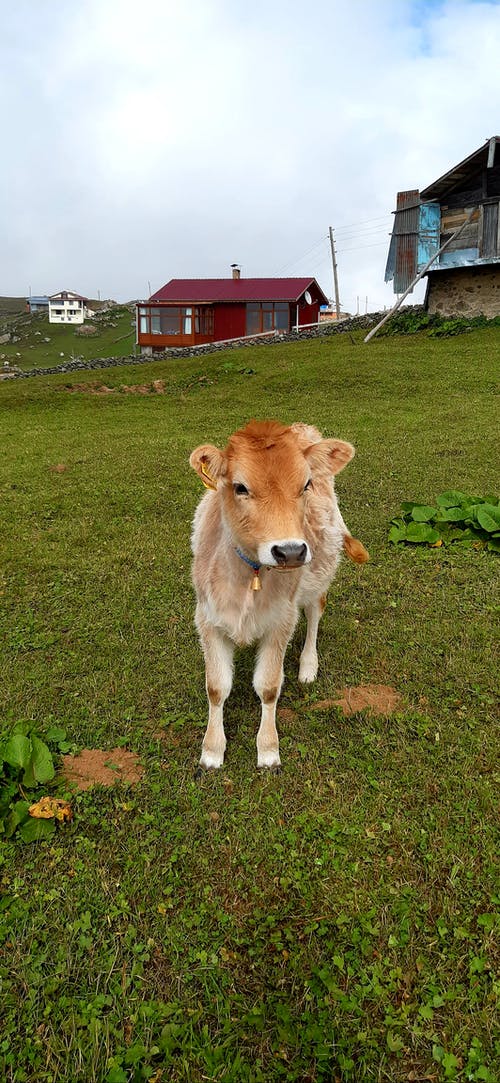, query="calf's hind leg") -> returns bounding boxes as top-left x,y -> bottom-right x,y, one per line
299,594 -> 326,683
